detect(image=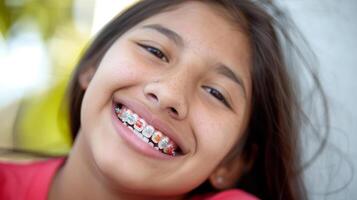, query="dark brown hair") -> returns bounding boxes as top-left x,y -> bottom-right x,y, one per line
66,0 -> 328,199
